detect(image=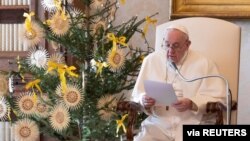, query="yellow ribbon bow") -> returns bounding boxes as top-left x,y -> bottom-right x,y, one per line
60,9 -> 67,20
25,79 -> 43,102
120,0 -> 126,5
23,12 -> 35,32
12,109 -> 18,117
54,0 -> 62,11
116,114 -> 128,135
139,55 -> 145,63
107,33 -> 128,53
91,60 -> 108,77
25,79 -> 43,93
45,10 -> 67,26
44,19 -> 52,25
44,0 -> 66,25
143,16 -> 157,36
7,107 -> 11,121
47,60 -> 64,72
54,0 -> 67,20
47,61 -> 78,94
16,56 -> 25,82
